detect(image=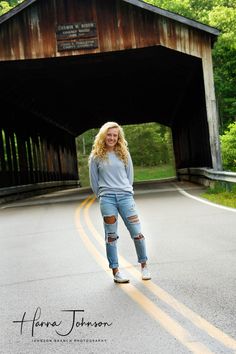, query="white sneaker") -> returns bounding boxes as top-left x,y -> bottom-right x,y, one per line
113,271 -> 130,283
141,265 -> 151,280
